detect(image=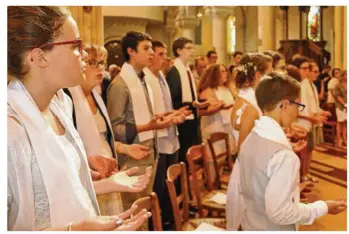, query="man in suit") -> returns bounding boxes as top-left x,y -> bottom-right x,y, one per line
166,37 -> 201,166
